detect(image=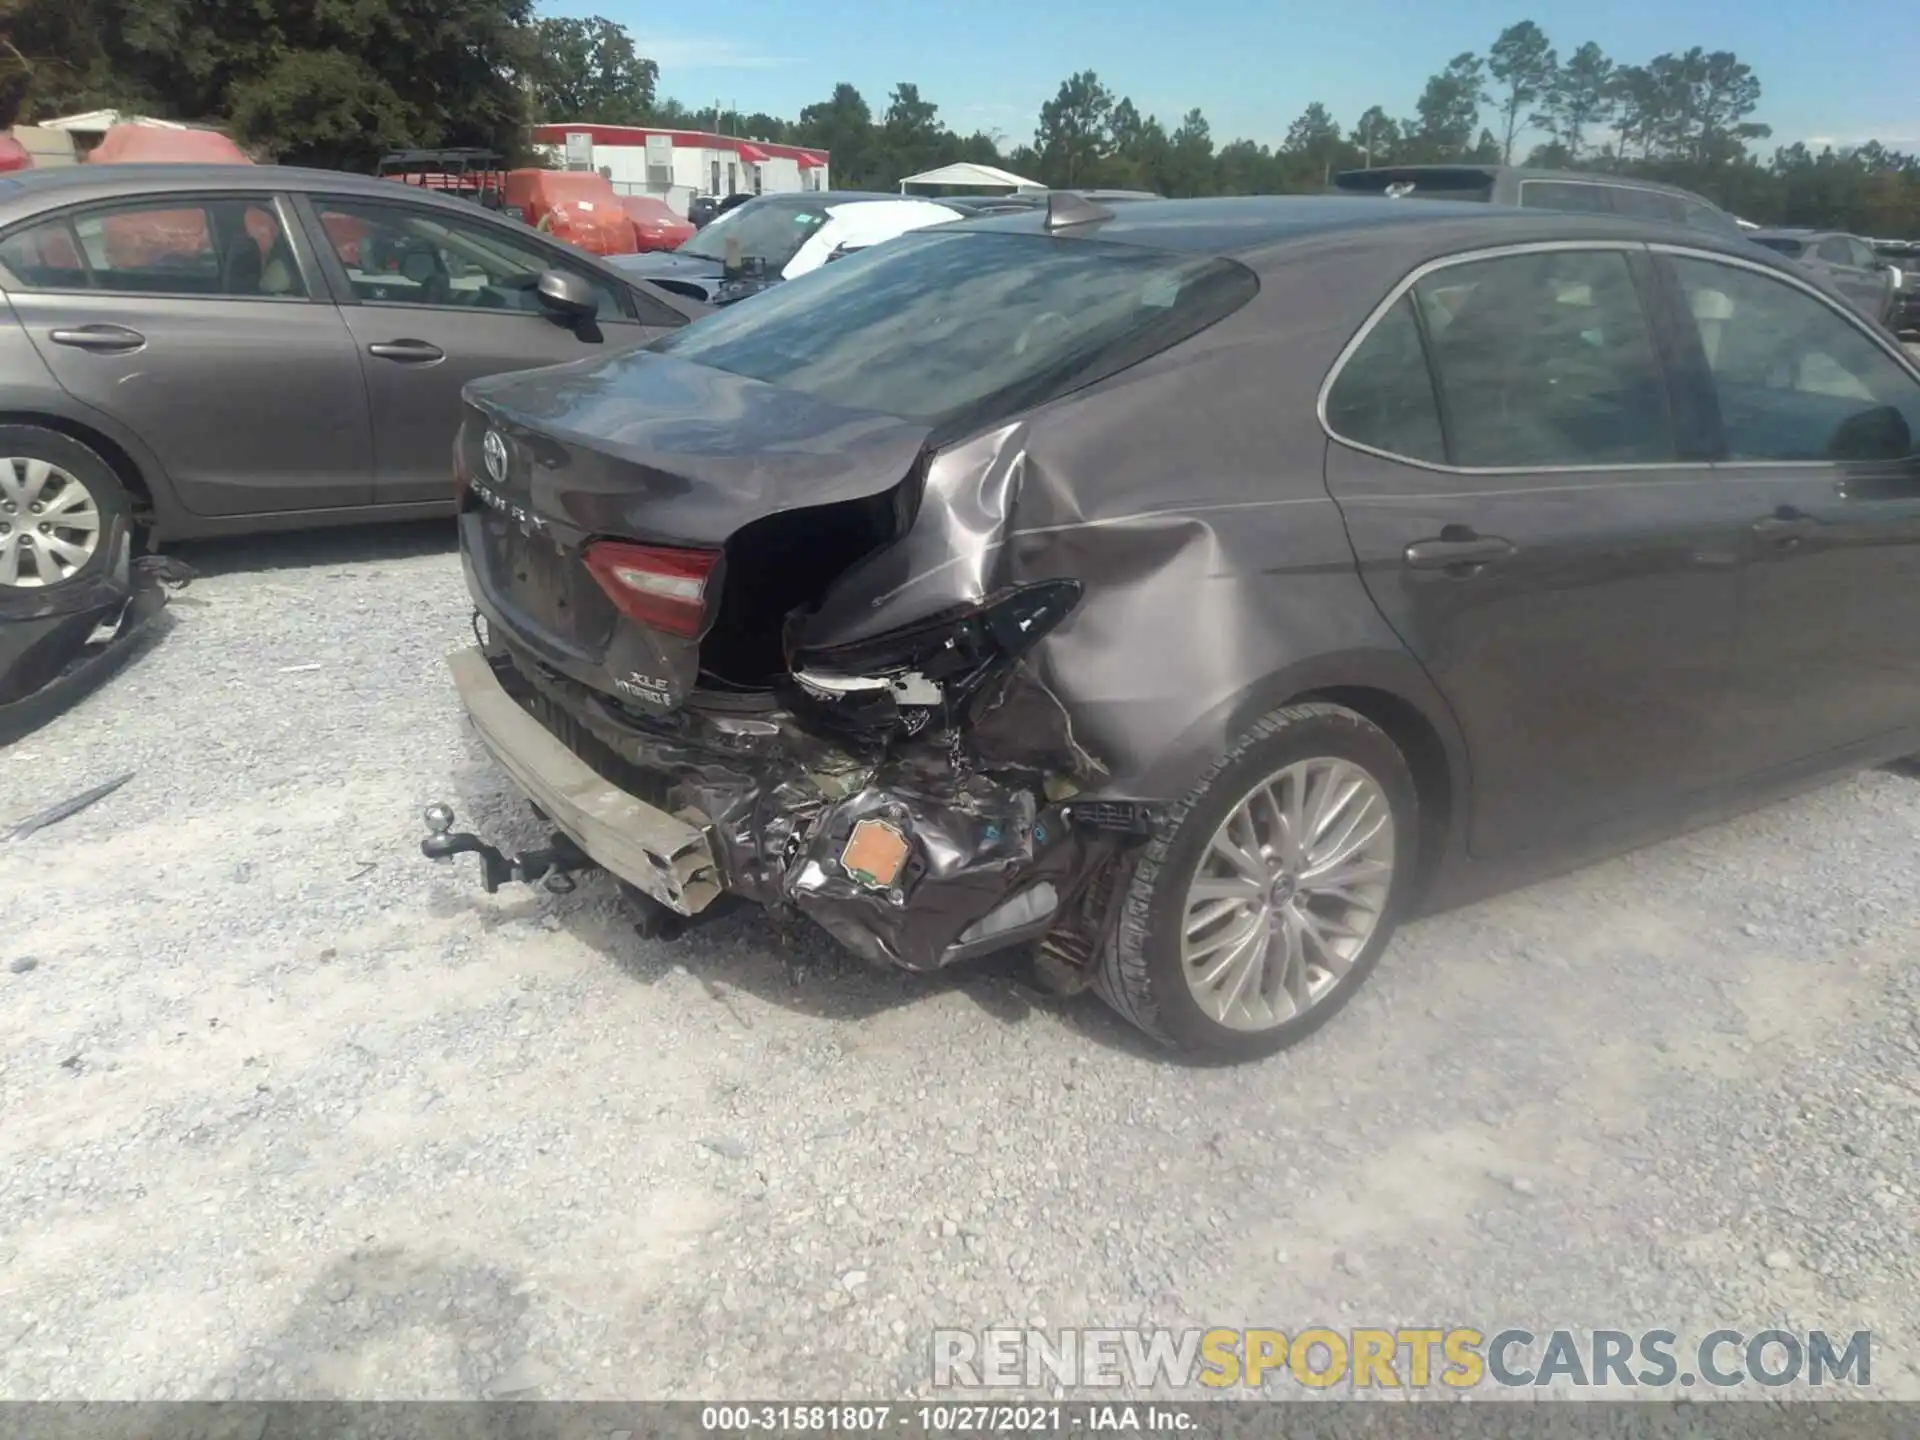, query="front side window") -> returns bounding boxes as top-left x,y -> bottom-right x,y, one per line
1413,248 -> 1674,468
1752,236 -> 1807,258
1324,295 -> 1445,464
1671,256 -> 1920,461
1815,237 -> 1853,265
313,198 -> 624,318
0,197 -> 305,297
654,229 -> 1258,437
